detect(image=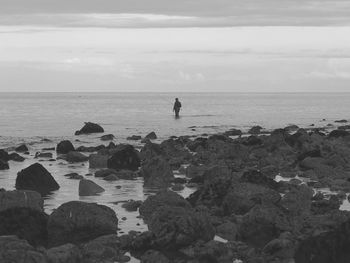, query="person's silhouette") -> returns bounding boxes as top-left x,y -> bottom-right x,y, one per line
173,98 -> 182,118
